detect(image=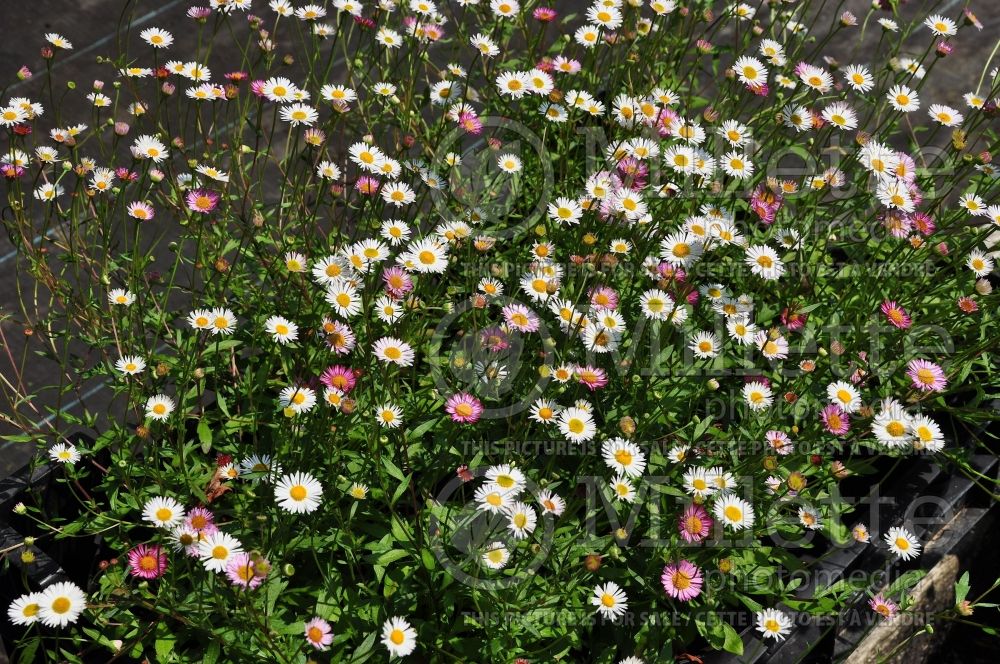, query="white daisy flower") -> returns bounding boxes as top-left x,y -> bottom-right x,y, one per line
274,472 -> 323,513
381,616 -> 417,657
199,531 -> 244,573
143,495 -> 185,528
49,442 -> 80,464
591,582 -> 628,618
37,582 -> 86,627
884,526 -> 921,560
756,608 -> 793,641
